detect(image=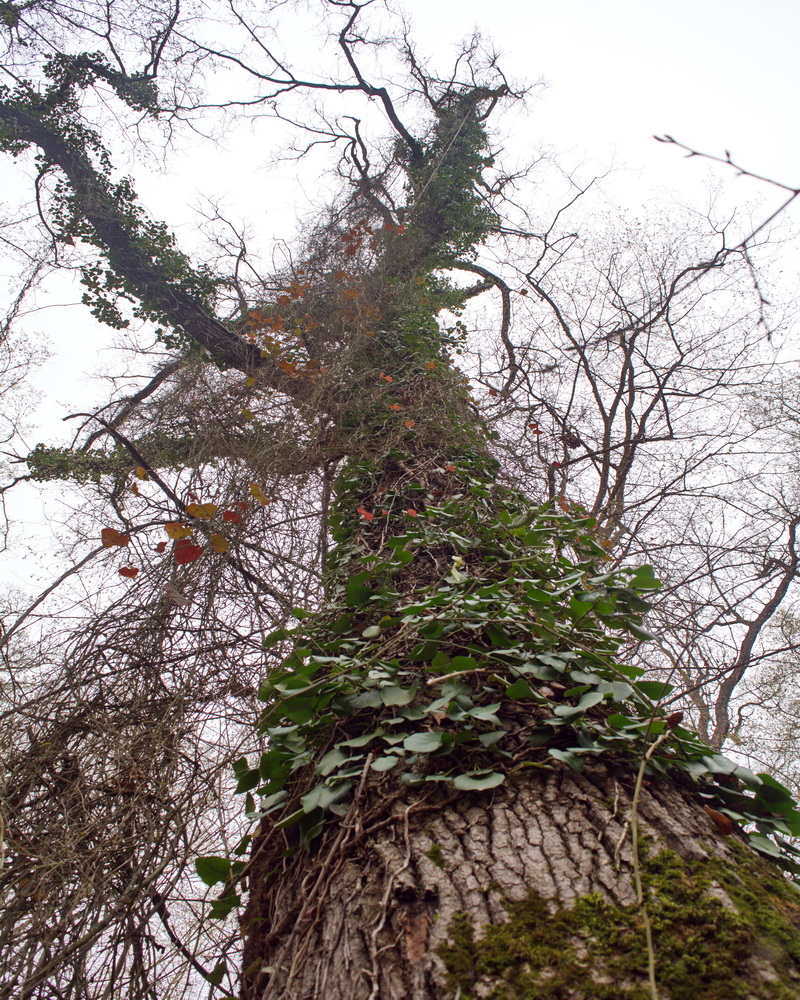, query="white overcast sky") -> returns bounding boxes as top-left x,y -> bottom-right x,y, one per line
1,0 -> 799,592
